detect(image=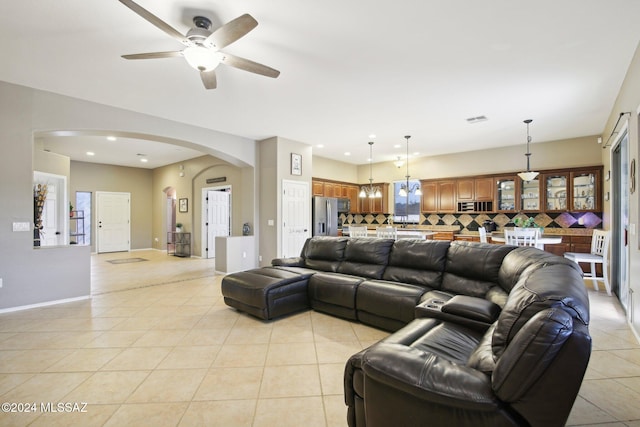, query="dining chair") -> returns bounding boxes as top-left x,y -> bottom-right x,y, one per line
478,227 -> 488,243
564,230 -> 611,295
376,226 -> 398,240
349,226 -> 369,238
504,228 -> 539,248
